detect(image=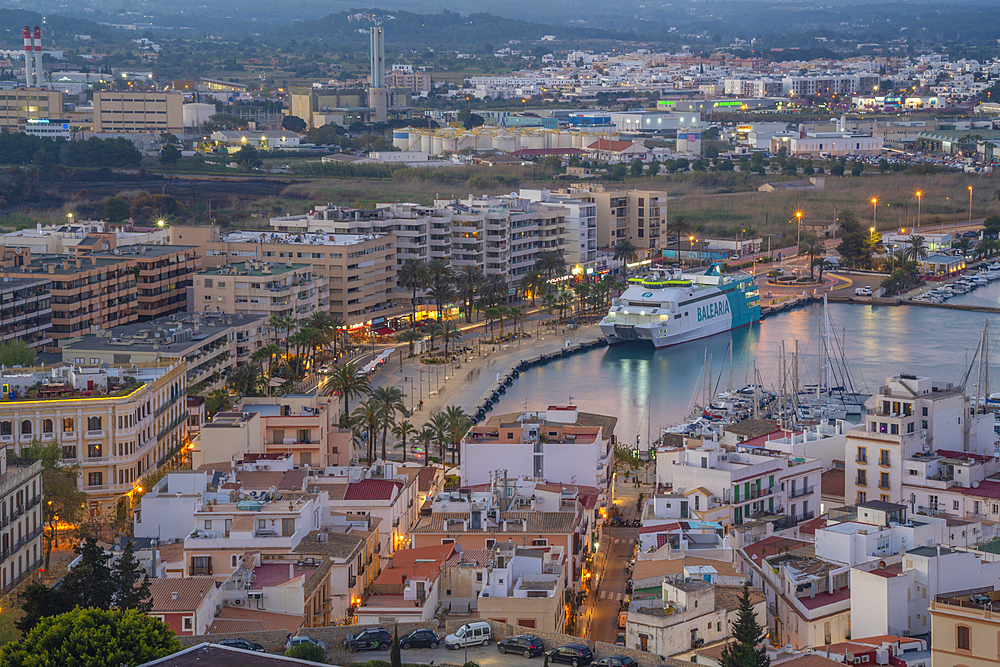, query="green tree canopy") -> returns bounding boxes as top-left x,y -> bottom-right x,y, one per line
0,340 -> 36,367
21,439 -> 84,570
234,145 -> 263,172
282,115 -> 308,132
1,608 -> 181,667
103,196 -> 130,223
719,584 -> 769,667
159,144 -> 181,166
285,642 -> 327,662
